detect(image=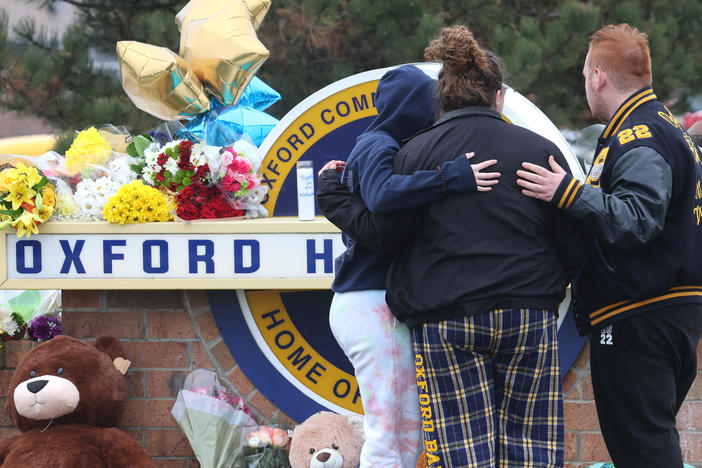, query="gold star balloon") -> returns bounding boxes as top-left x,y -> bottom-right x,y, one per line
116,41 -> 210,121
176,0 -> 271,31
177,0 -> 270,106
